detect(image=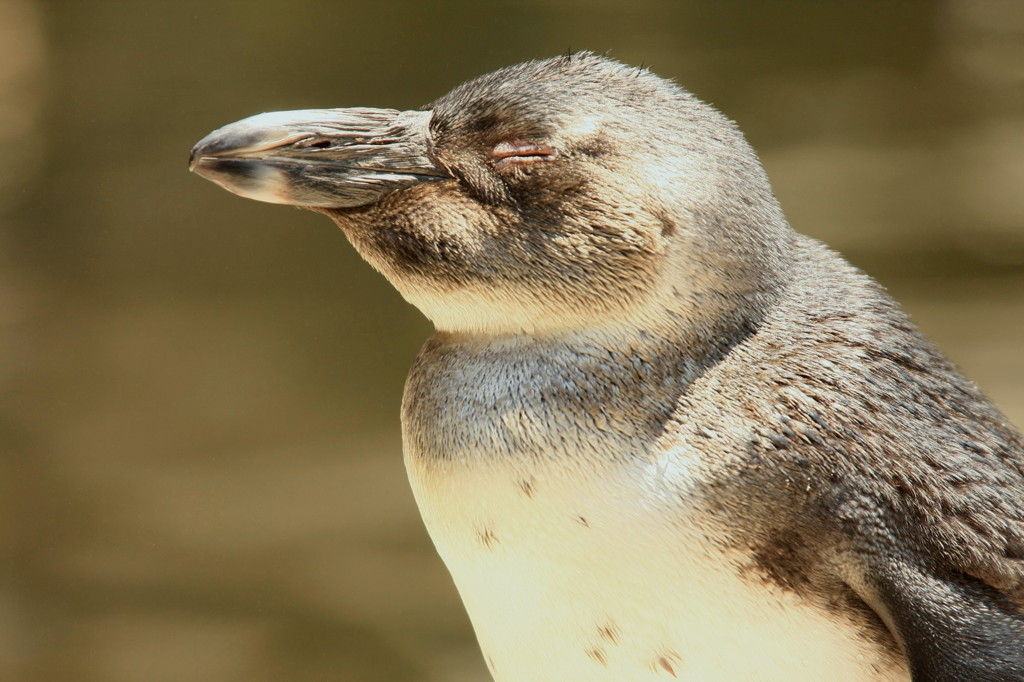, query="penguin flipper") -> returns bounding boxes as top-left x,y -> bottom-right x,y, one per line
868,559 -> 1024,682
